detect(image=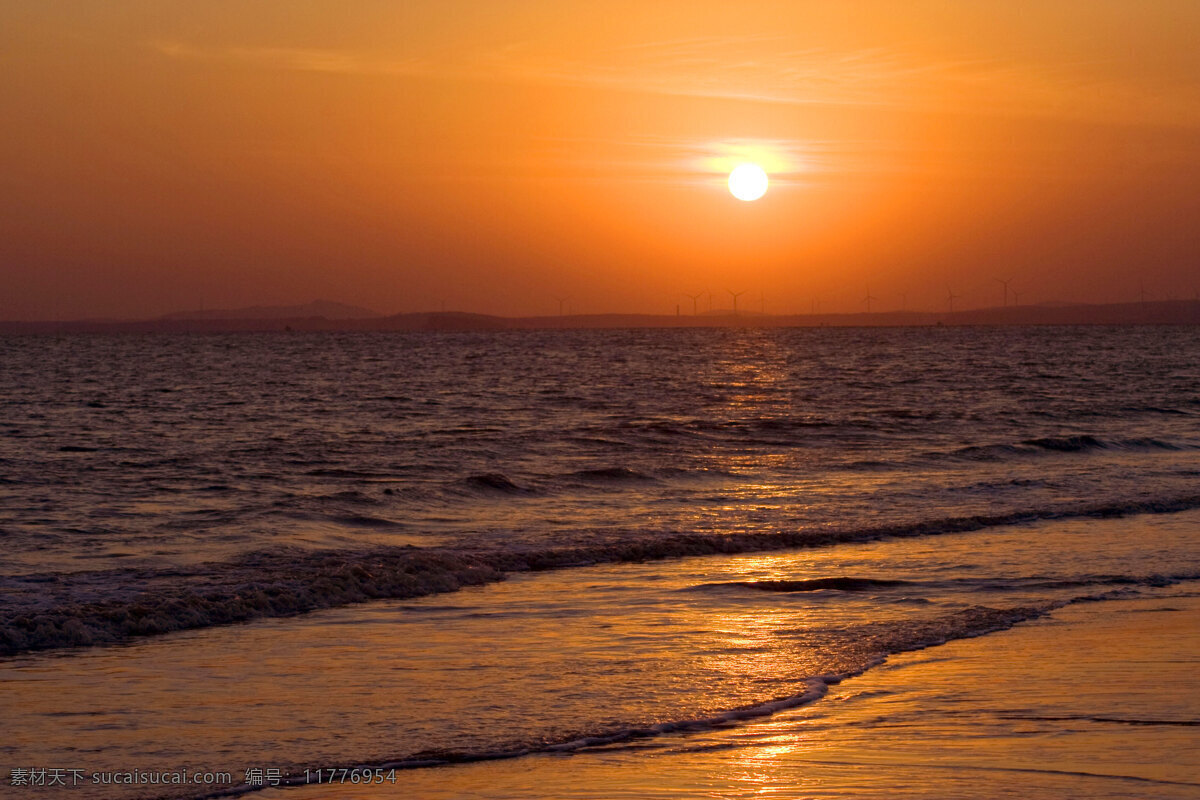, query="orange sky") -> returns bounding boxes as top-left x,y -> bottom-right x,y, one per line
2,1 -> 1199,319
